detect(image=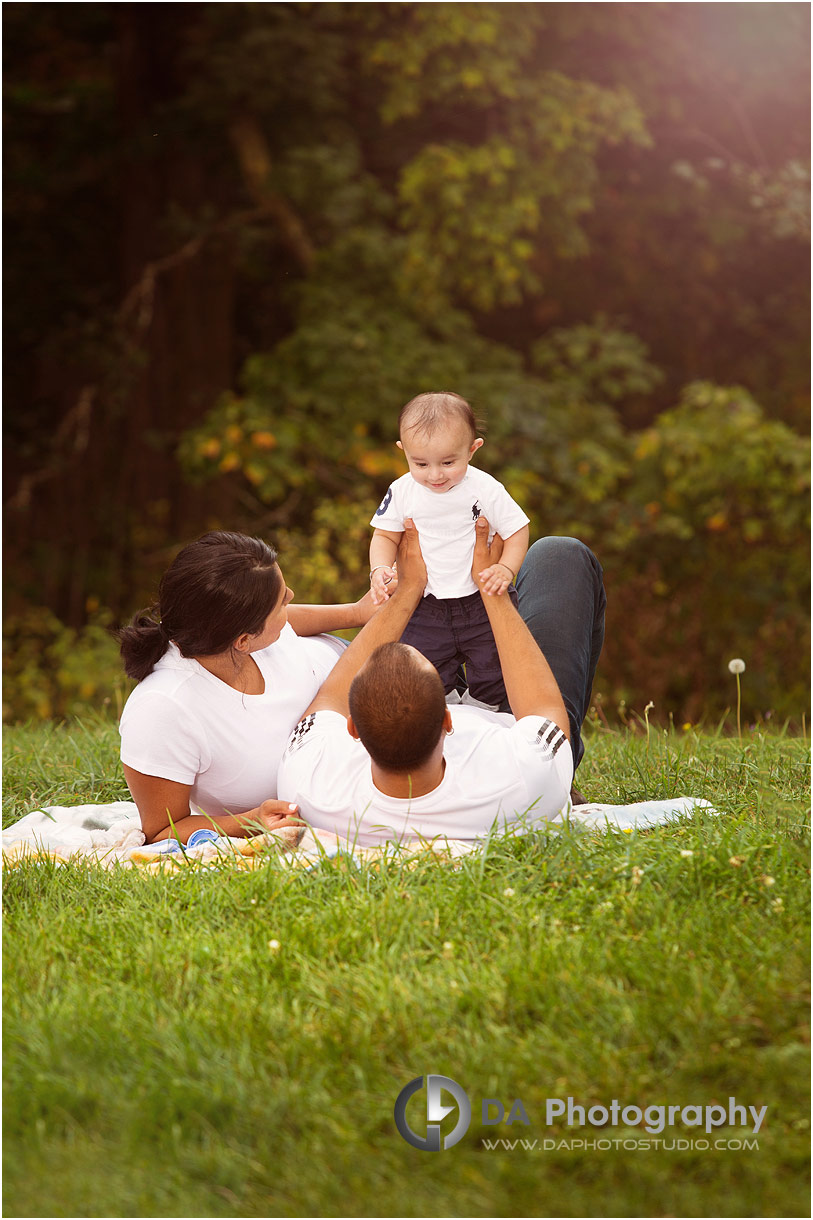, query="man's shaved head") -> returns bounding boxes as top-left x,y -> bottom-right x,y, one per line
348,642 -> 447,771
